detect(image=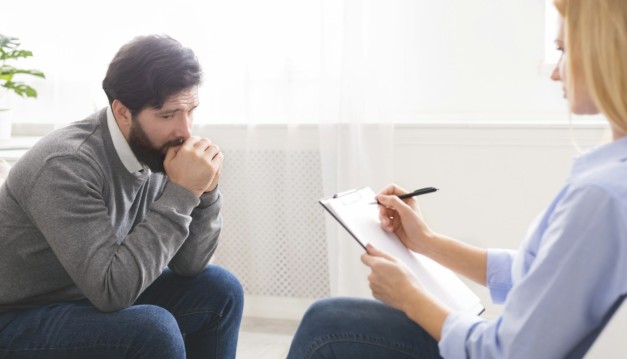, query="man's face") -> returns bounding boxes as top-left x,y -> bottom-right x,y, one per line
127,87 -> 199,172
